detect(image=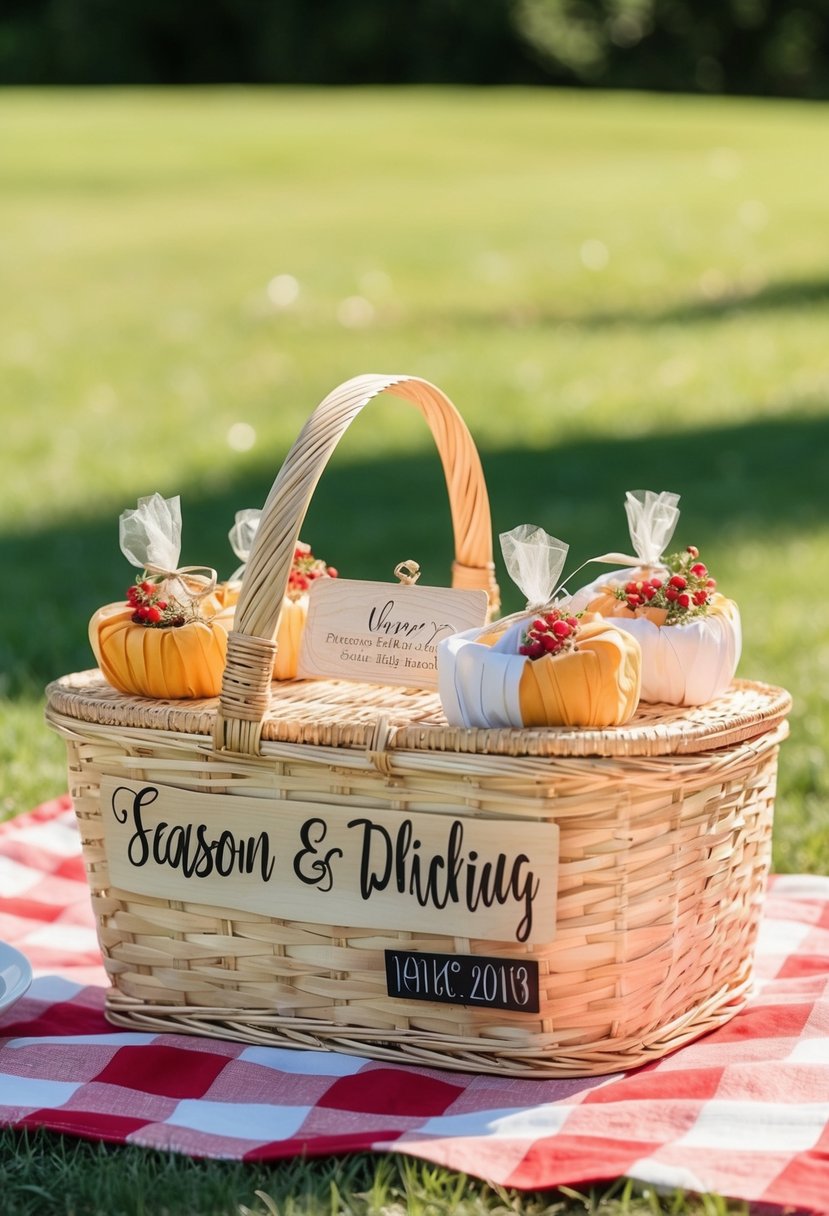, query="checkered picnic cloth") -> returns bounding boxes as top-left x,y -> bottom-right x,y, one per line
2,799 -> 829,1213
